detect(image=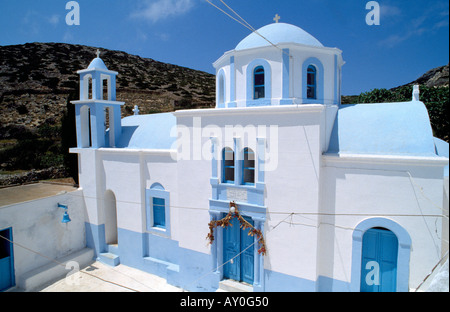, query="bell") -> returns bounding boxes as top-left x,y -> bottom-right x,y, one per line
62,211 -> 71,223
